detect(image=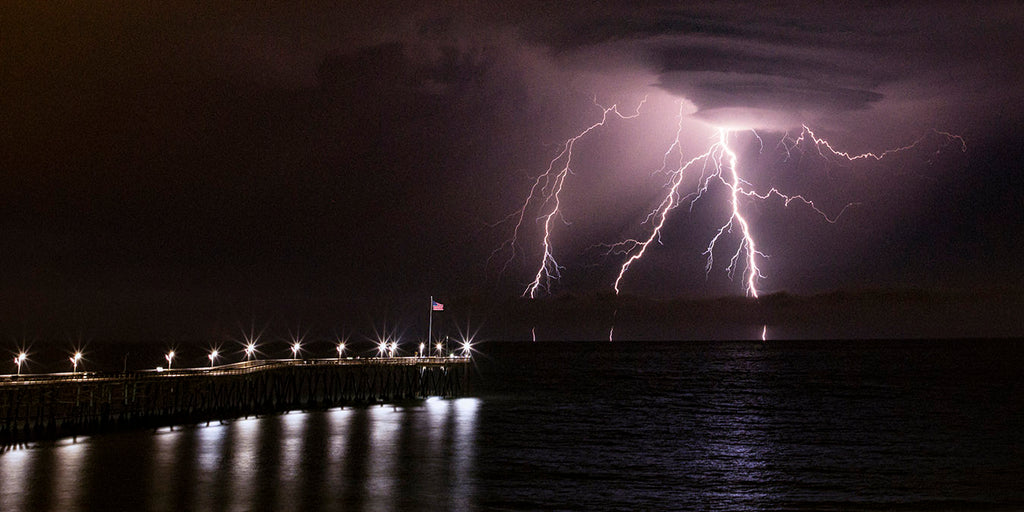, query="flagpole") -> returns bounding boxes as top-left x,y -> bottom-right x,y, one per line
428,295 -> 433,355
